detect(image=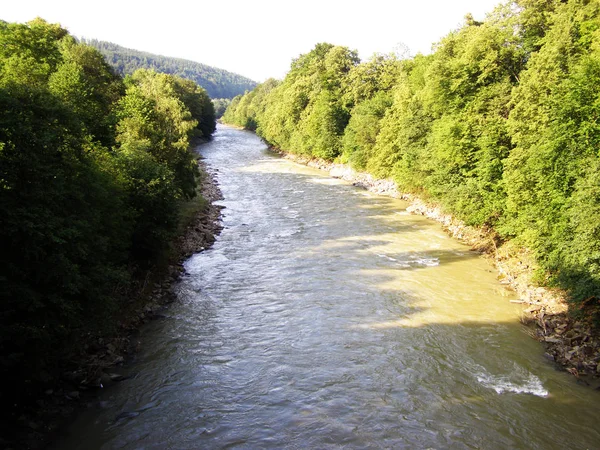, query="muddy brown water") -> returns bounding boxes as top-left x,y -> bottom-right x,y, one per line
58,124 -> 600,449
